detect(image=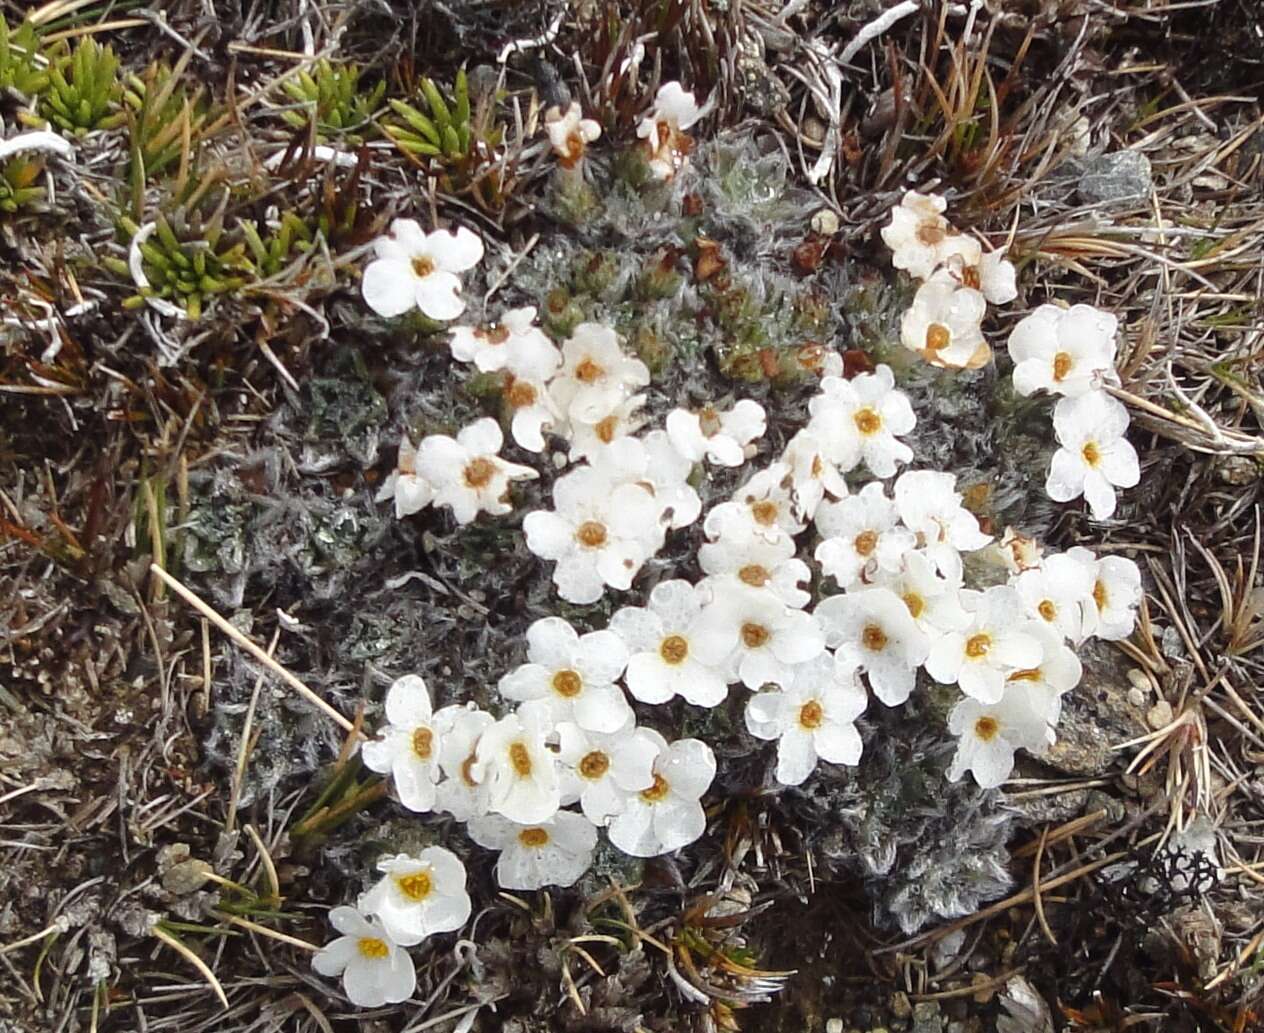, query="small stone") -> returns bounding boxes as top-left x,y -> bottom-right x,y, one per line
912,1001 -> 944,1033
1126,687 -> 1146,708
1147,699 -> 1174,730
1126,667 -> 1152,693
1078,150 -> 1152,204
811,208 -> 841,236
161,858 -> 213,895
826,1022 -> 844,1033
970,972 -> 996,1005
891,992 -> 913,1020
